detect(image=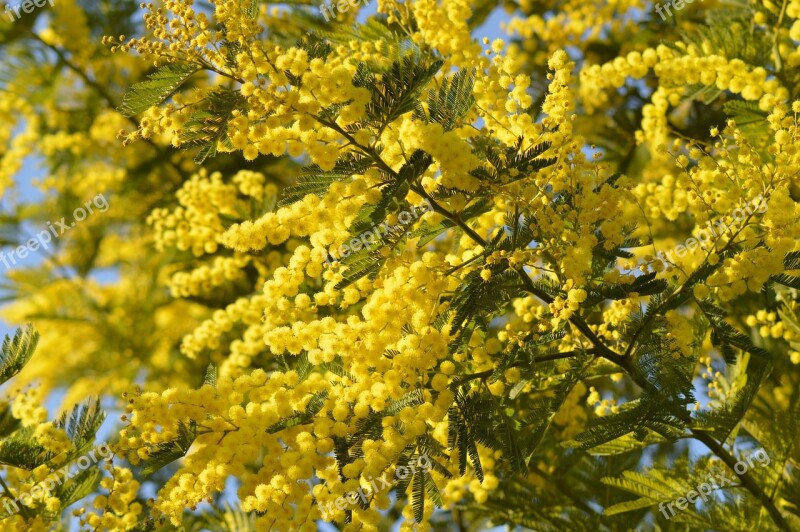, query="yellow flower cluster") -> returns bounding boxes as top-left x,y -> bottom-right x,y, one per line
580,47 -> 784,114
147,169 -> 287,299
664,310 -> 695,358
148,170 -> 241,256
83,466 -> 142,530
10,388 -> 48,427
106,0 -> 385,170
473,41 -> 542,147
597,295 -> 642,344
32,423 -> 72,455
168,255 -> 251,298
0,94 -> 37,196
180,293 -> 269,369
410,0 -> 480,63
38,0 -> 92,59
507,0 -> 645,63
552,382 -> 588,438
746,308 -> 800,364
